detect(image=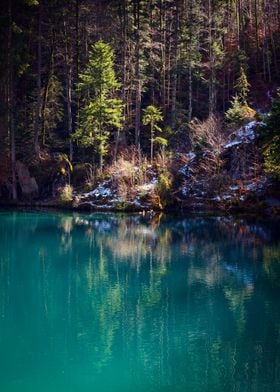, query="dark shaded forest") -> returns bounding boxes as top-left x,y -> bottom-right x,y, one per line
0,0 -> 279,210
